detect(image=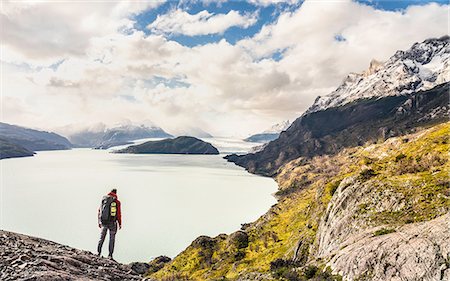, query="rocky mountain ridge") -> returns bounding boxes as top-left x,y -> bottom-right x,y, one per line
307,36 -> 449,113
227,82 -> 449,176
